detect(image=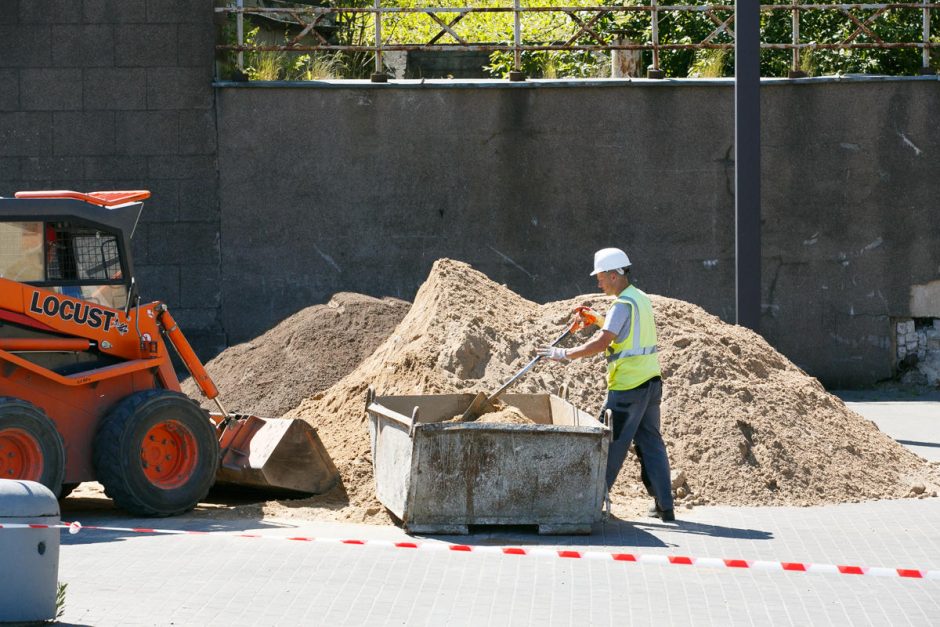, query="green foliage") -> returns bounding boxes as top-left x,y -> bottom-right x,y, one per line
688,48 -> 728,78
55,582 -> 67,620
485,50 -> 610,78
219,11 -> 361,80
